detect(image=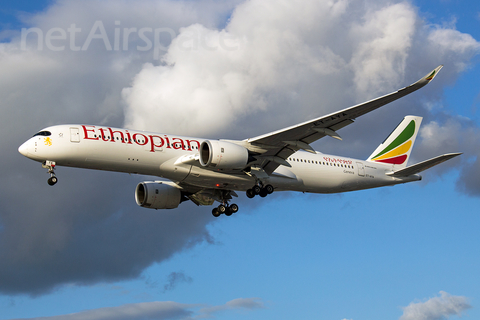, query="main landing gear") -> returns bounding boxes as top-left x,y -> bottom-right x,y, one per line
211,189 -> 239,217
42,160 -> 58,186
246,184 -> 274,198
212,203 -> 239,217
